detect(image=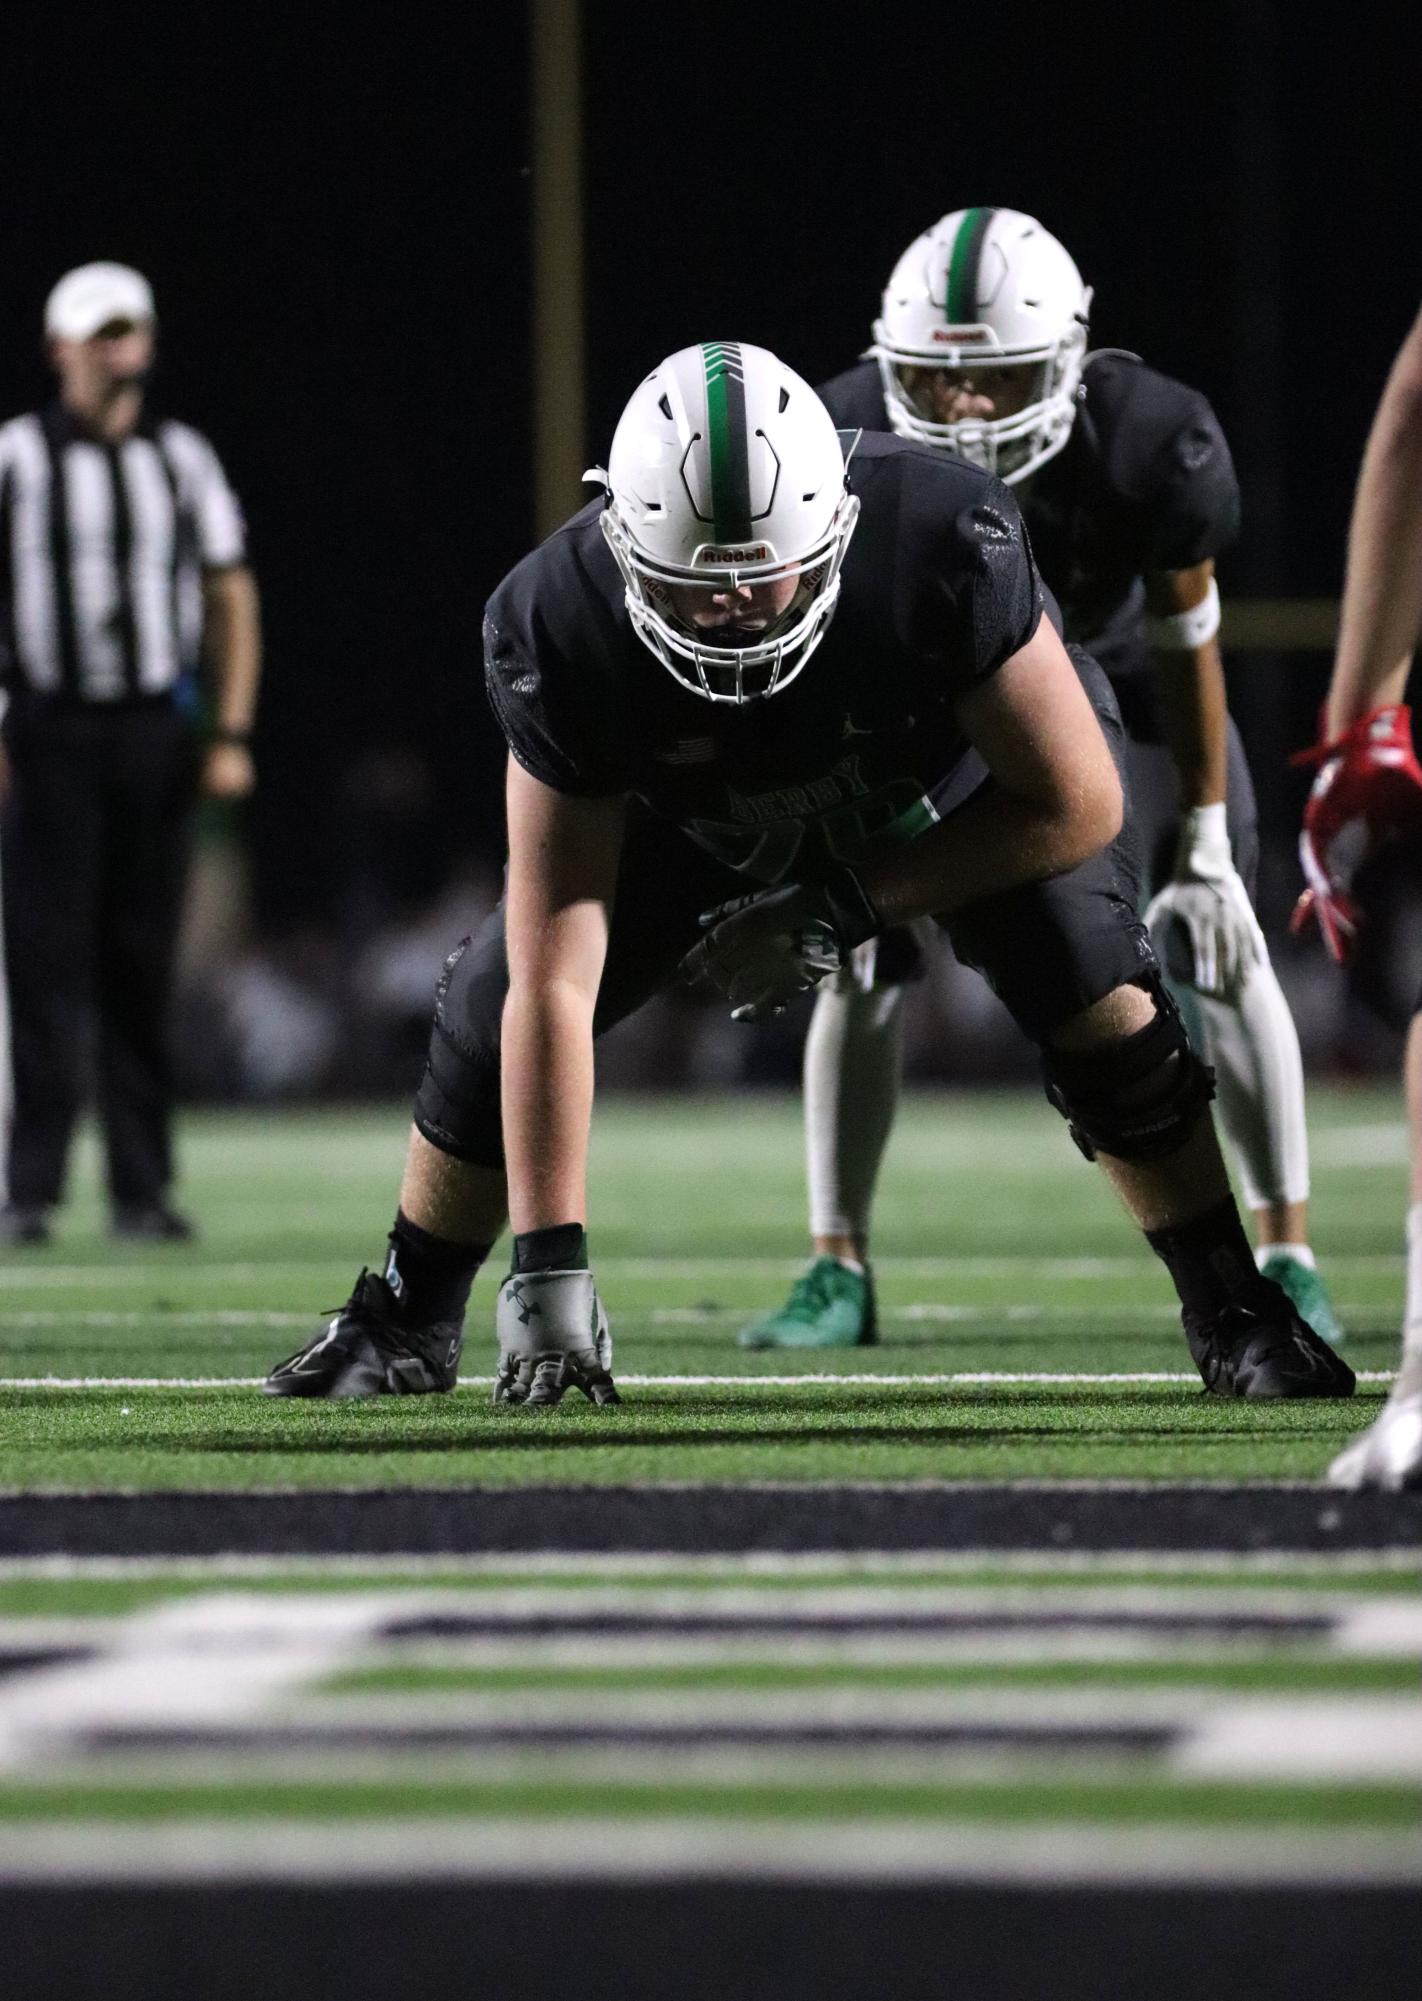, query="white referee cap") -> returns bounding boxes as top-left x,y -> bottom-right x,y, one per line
44,262 -> 155,341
